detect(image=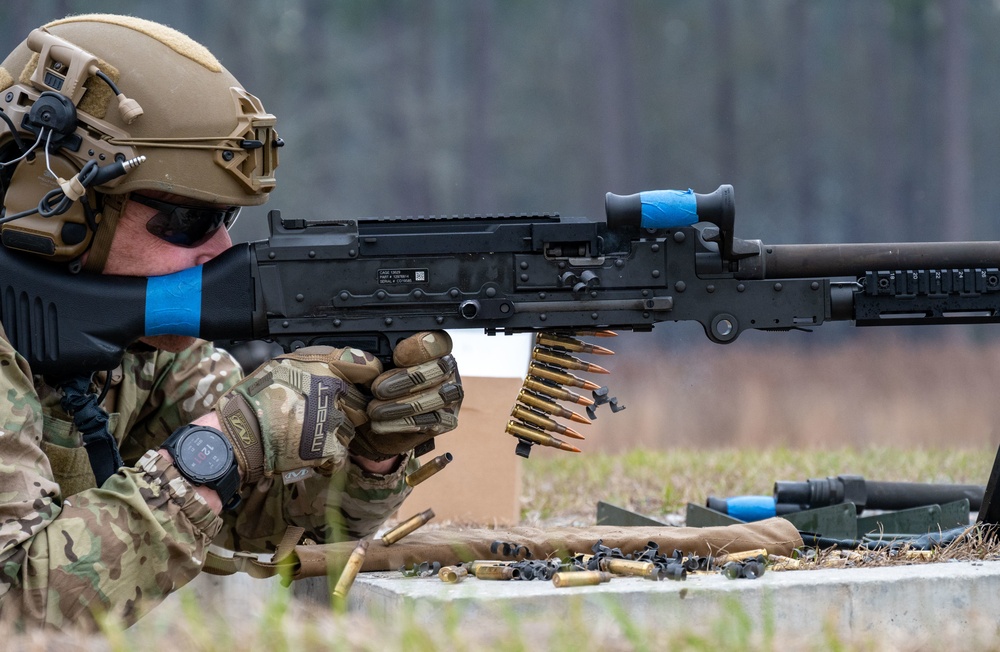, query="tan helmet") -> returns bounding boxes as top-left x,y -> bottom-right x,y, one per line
0,14 -> 280,266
